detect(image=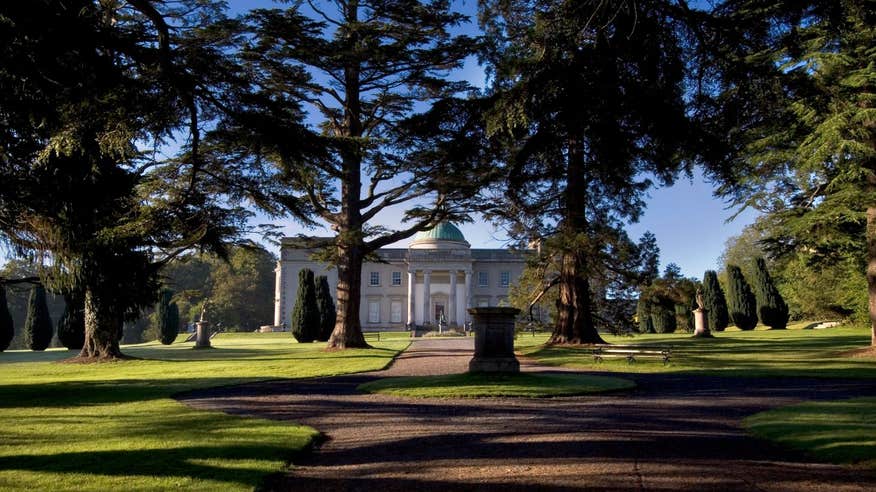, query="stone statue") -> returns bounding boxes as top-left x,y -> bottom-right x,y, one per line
696,287 -> 705,311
